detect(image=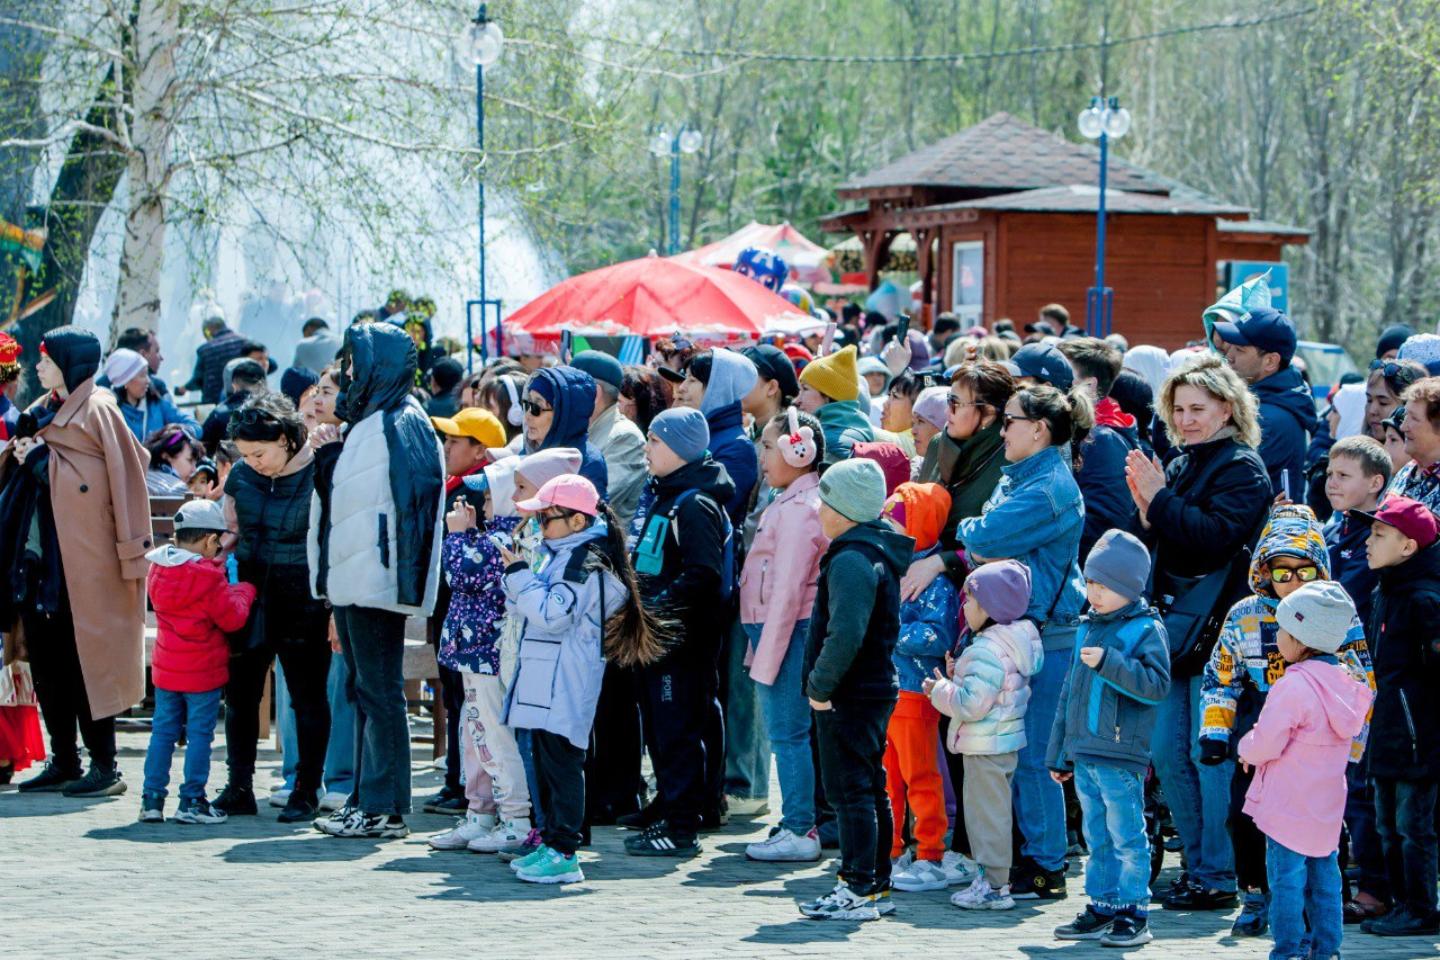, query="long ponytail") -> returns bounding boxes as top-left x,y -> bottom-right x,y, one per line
593,502 -> 669,667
